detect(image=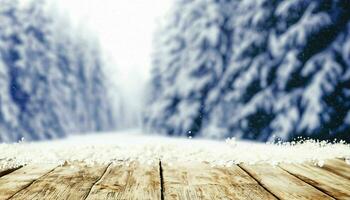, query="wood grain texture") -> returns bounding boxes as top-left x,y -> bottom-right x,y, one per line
240,164 -> 333,200
0,164 -> 56,199
280,163 -> 350,199
162,162 -> 277,200
85,161 -> 161,200
0,160 -> 348,199
320,159 -> 350,180
10,163 -> 108,200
